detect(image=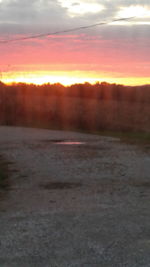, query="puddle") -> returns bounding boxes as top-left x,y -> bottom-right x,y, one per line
40,181 -> 82,190
42,139 -> 85,145
55,141 -> 85,145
